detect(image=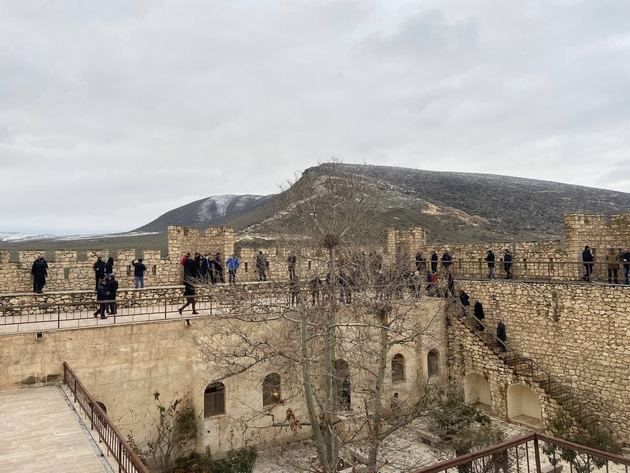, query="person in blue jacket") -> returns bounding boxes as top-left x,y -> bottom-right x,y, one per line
226,255 -> 240,285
